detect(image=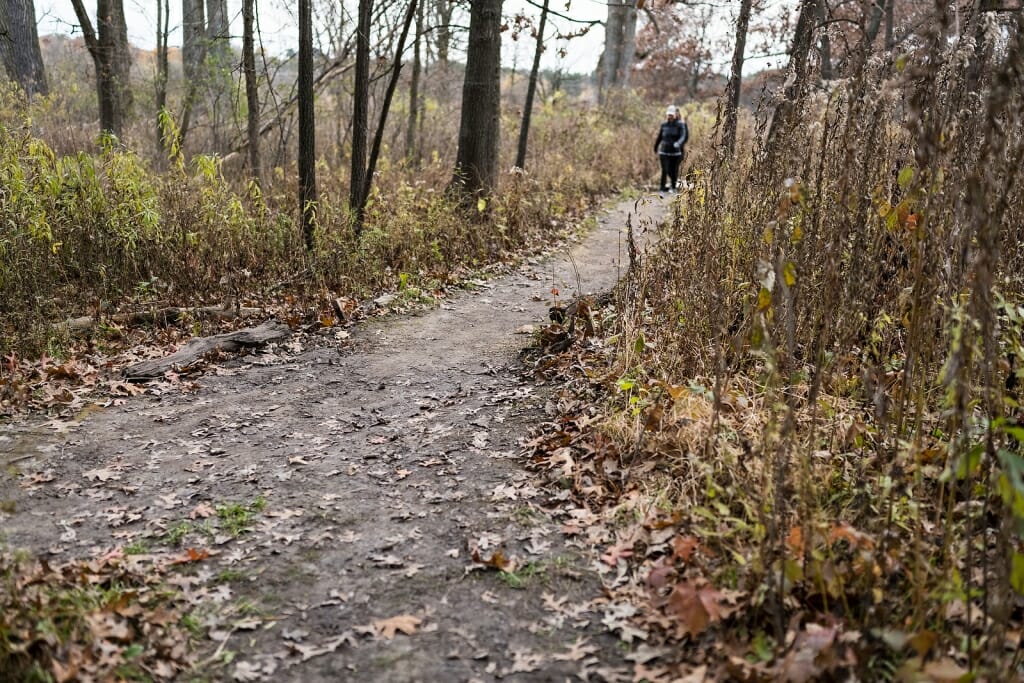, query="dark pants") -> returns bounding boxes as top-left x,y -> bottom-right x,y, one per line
659,154 -> 682,191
